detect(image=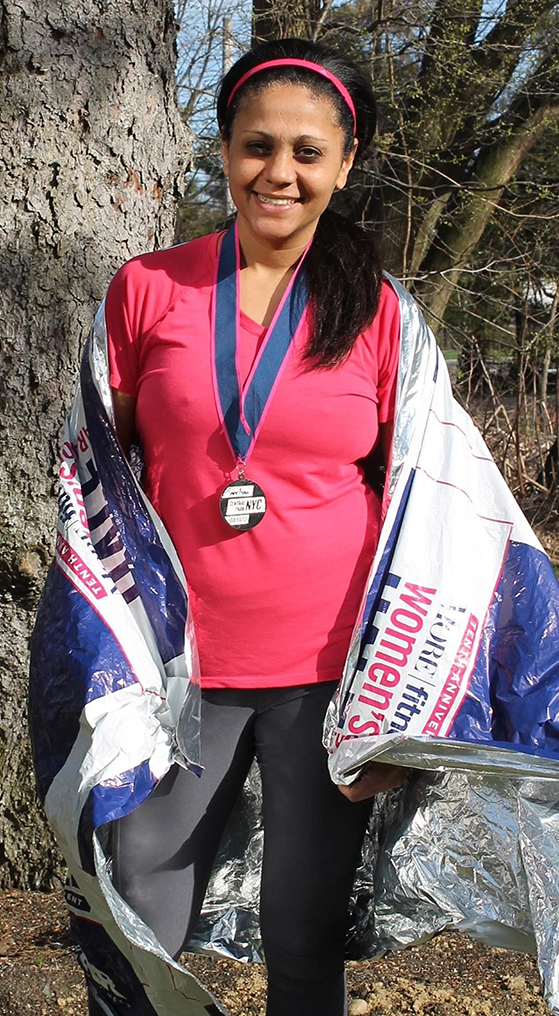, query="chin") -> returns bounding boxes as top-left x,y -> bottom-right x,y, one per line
245,213 -> 314,245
